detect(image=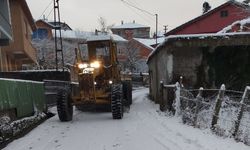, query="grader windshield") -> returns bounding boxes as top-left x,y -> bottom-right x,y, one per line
78,41 -> 111,64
